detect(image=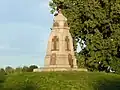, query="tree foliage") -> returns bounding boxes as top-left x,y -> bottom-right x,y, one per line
0,65 -> 38,74
22,65 -> 38,72
15,67 -> 22,73
22,66 -> 29,72
0,68 -> 6,75
50,0 -> 120,72
5,66 -> 14,74
27,65 -> 38,72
